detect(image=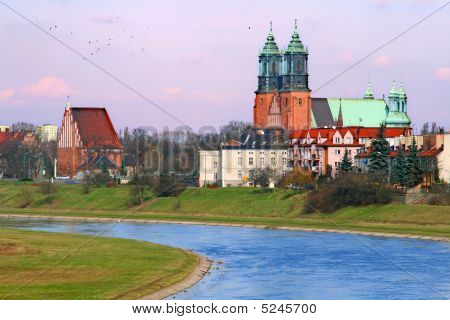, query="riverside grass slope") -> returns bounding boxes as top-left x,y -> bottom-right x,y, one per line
0,227 -> 199,300
0,181 -> 450,239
